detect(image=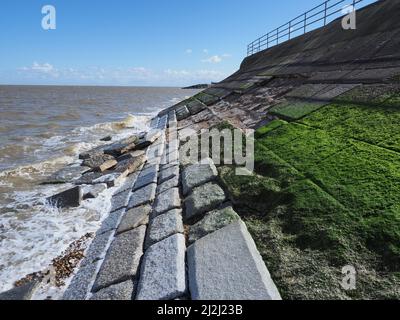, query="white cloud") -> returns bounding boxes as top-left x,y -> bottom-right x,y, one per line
17,63 -> 229,86
202,55 -> 222,64
19,62 -> 59,77
201,54 -> 232,64
185,49 -> 193,54
203,49 -> 209,54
